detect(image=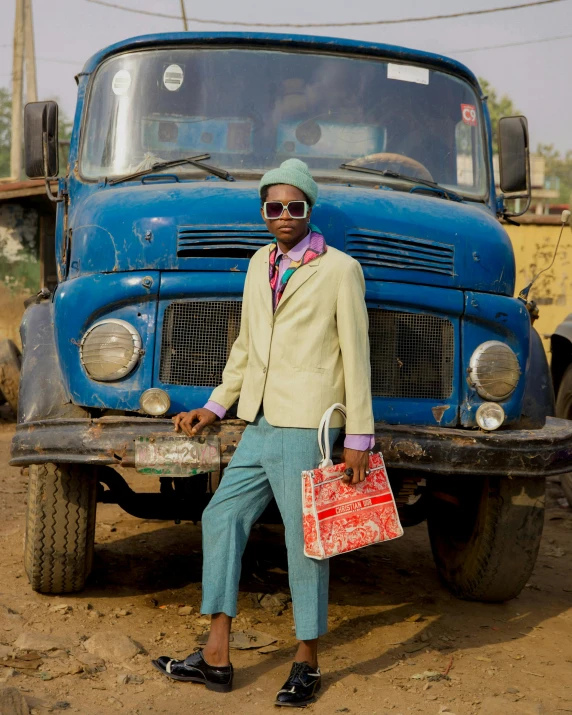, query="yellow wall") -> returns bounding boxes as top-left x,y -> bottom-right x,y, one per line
507,221 -> 572,354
